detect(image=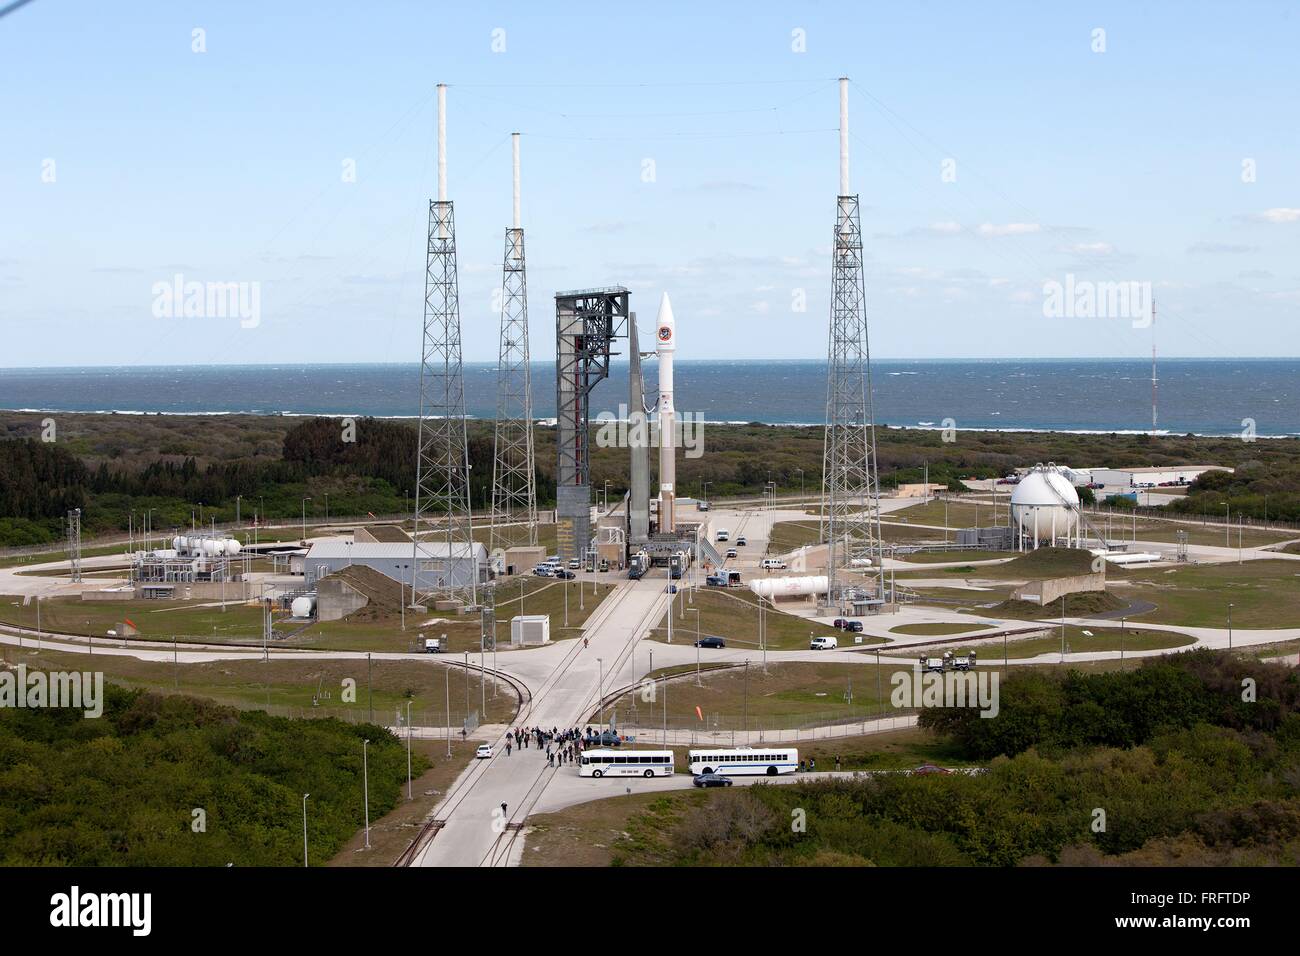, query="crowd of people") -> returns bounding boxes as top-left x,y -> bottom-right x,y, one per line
505,725 -> 614,768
